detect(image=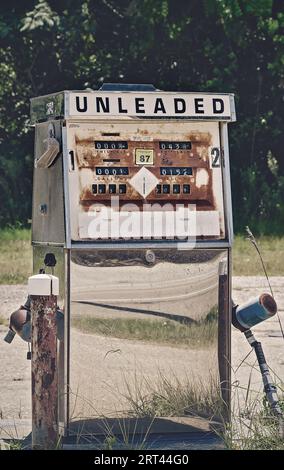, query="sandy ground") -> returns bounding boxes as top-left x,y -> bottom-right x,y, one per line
0,277 -> 284,429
